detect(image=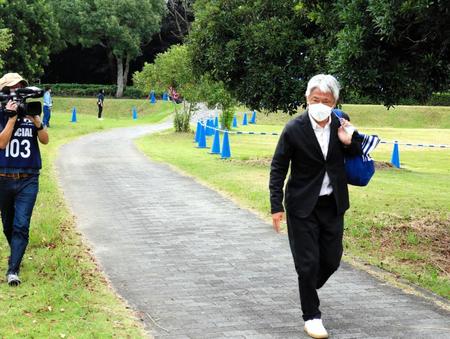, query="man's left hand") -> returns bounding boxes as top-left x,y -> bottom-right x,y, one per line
337,119 -> 353,145
26,115 -> 42,128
